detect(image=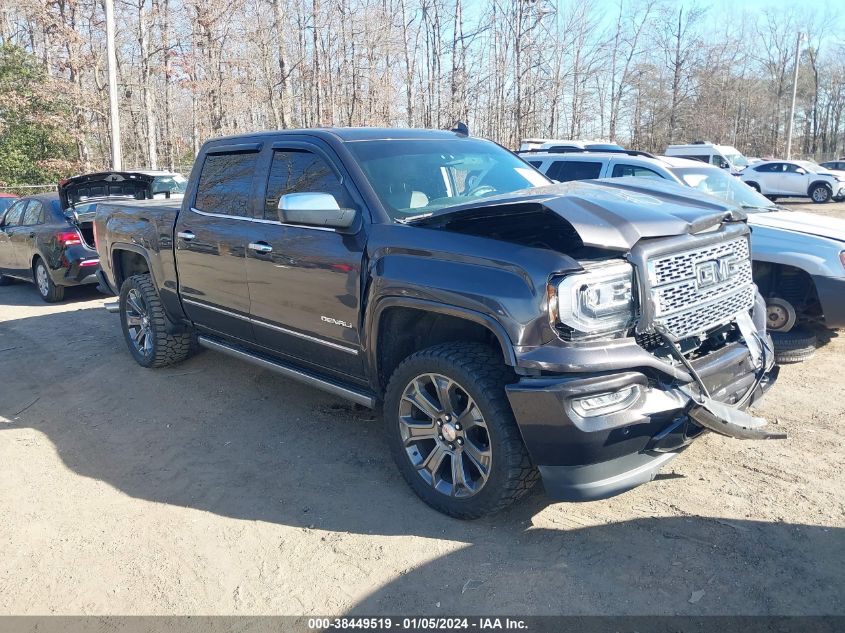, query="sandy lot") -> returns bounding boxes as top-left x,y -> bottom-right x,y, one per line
0,201 -> 843,618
